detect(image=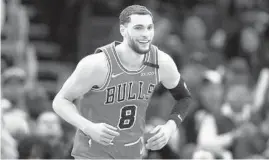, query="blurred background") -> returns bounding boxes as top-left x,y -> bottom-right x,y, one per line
1,0 -> 269,159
